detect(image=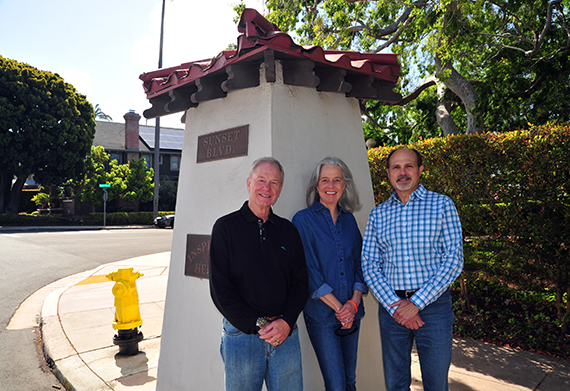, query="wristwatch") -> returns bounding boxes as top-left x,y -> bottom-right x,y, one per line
256,317 -> 268,331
